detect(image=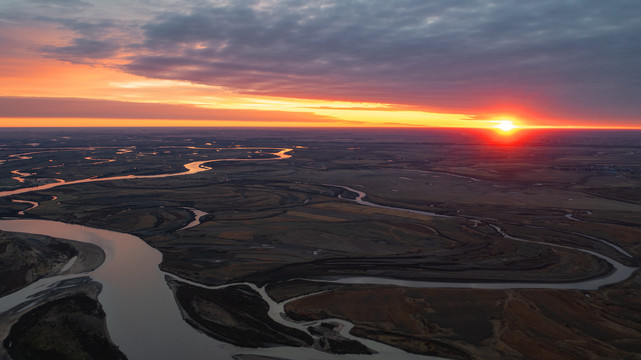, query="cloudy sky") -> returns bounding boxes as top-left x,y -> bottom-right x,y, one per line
1,0 -> 639,128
